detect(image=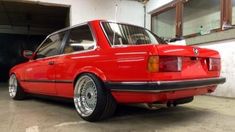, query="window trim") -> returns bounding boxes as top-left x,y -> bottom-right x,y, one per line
222,0 -> 232,27
34,31 -> 68,60
60,23 -> 98,56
